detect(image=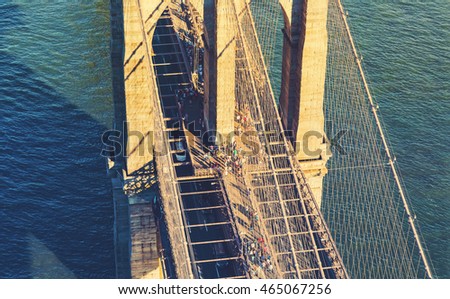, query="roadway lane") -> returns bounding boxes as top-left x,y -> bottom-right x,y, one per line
151,11 -> 246,279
